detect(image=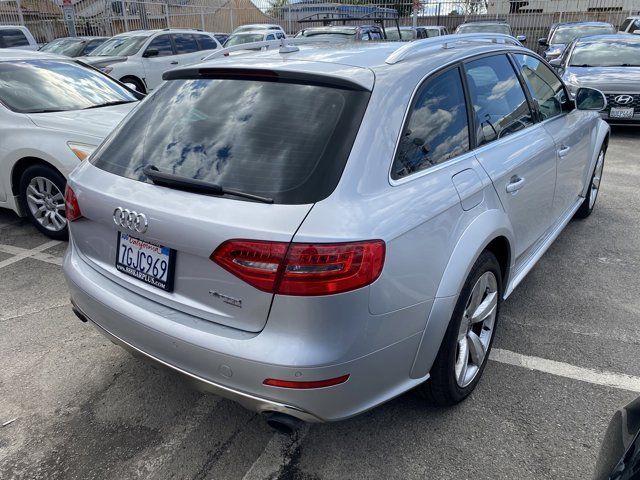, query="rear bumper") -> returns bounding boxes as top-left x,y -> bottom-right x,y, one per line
64,241 -> 428,422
